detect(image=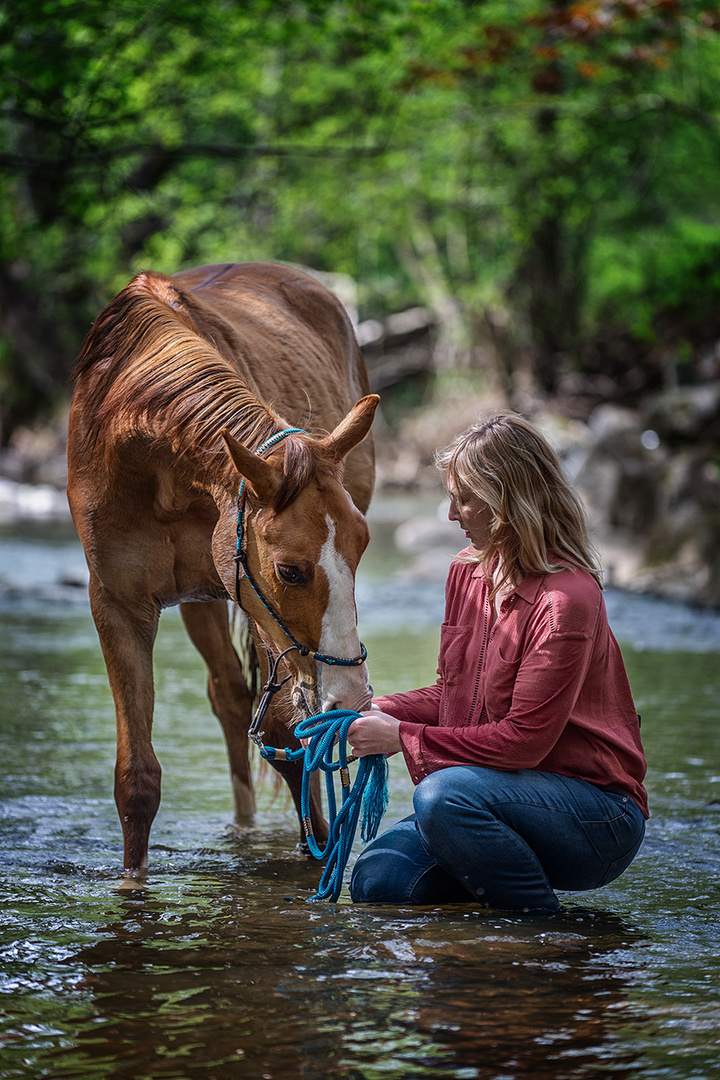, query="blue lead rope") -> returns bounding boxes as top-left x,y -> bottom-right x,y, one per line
259,709 -> 388,902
